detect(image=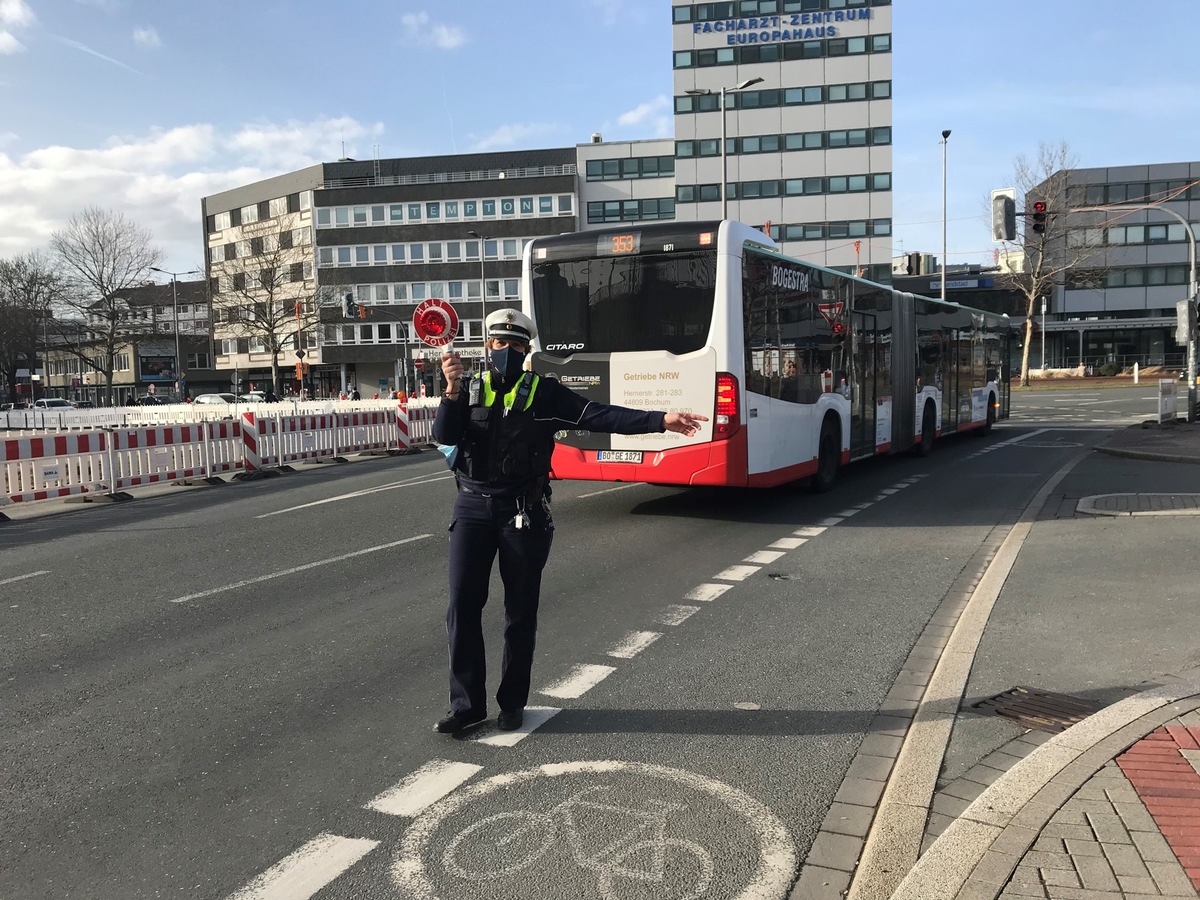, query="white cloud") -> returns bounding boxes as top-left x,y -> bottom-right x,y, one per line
470,122 -> 563,152
616,96 -> 669,128
0,116 -> 386,271
132,26 -> 160,48
0,0 -> 35,27
400,11 -> 465,50
0,0 -> 33,52
604,96 -> 672,140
